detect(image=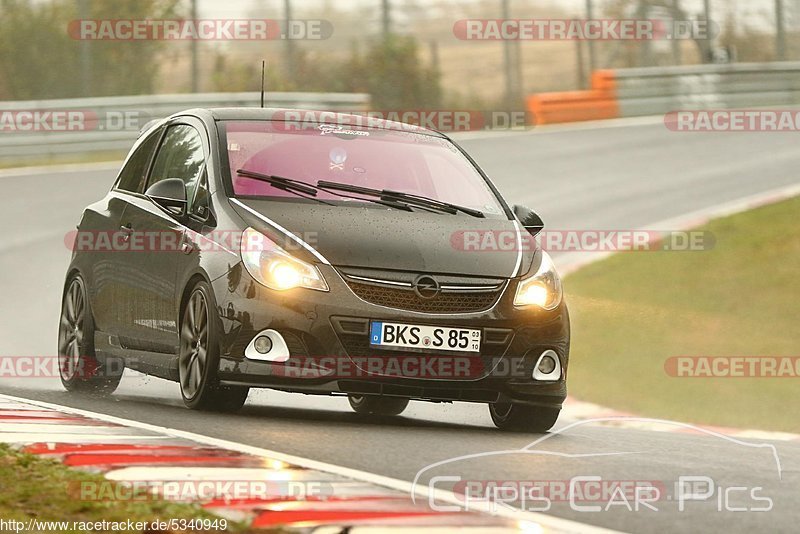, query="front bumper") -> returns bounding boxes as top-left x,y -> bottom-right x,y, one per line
213,263 -> 570,408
